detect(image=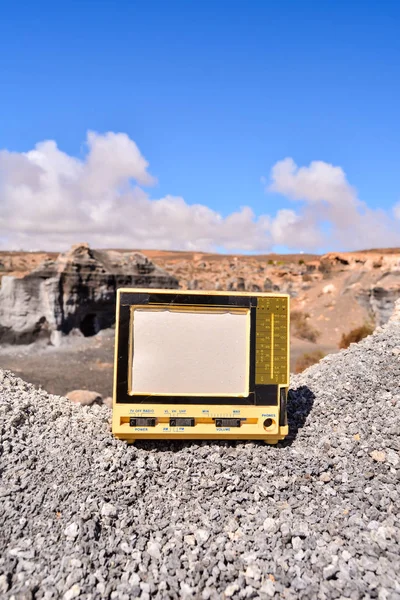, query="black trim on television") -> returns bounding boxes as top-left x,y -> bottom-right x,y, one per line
120,291 -> 256,308
116,291 -> 279,406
